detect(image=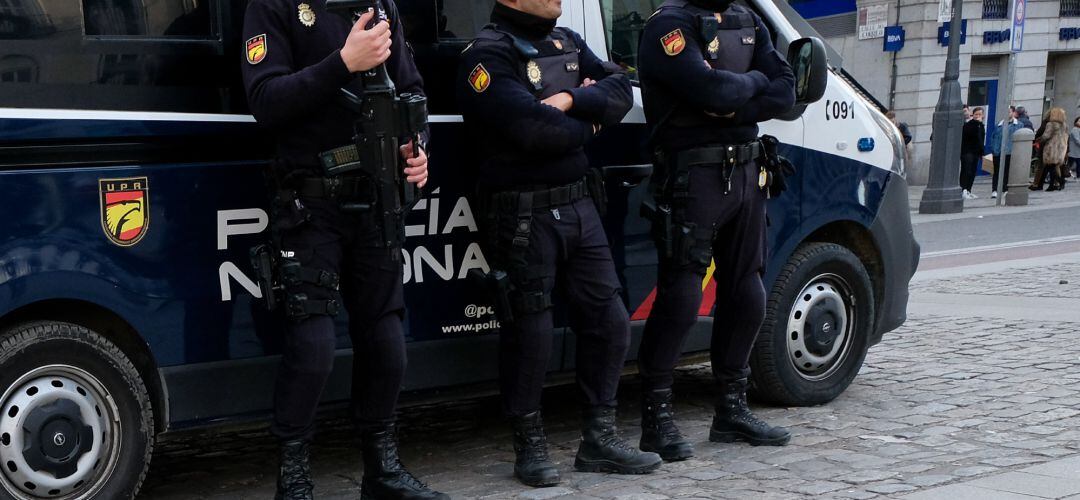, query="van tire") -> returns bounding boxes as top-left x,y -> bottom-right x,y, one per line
750,243 -> 874,406
0,322 -> 153,500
